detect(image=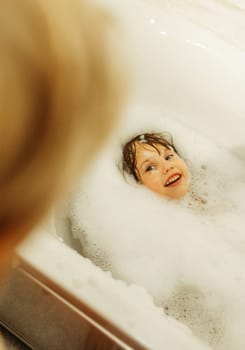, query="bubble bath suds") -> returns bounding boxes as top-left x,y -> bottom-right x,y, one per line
69,105 -> 245,349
